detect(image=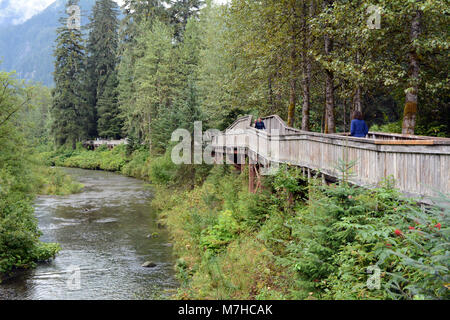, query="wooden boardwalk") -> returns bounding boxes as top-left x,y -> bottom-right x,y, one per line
83,139 -> 128,150
212,115 -> 450,201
